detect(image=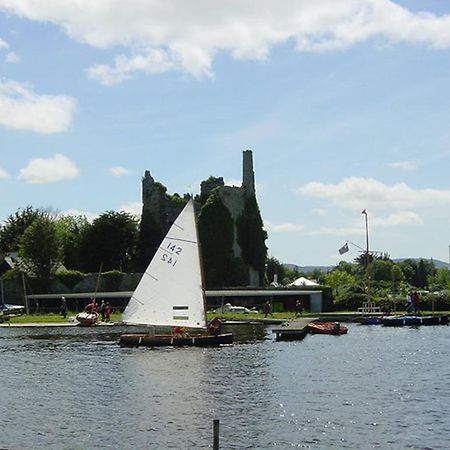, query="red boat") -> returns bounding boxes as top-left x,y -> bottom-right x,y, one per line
307,321 -> 348,335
